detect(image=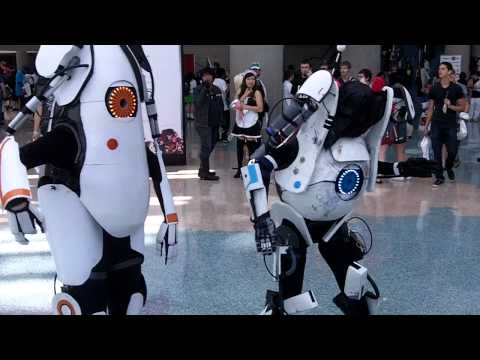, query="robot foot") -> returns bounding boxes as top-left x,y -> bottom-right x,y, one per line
52,293 -> 83,315
53,277 -> 109,315
259,290 -> 284,316
52,293 -> 106,315
107,265 -> 147,315
333,292 -> 380,316
259,290 -> 318,315
126,293 -> 145,315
